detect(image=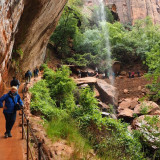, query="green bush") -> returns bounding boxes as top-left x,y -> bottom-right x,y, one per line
71,87 -> 145,160
29,80 -> 56,120
43,65 -> 76,110
30,65 -> 145,159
